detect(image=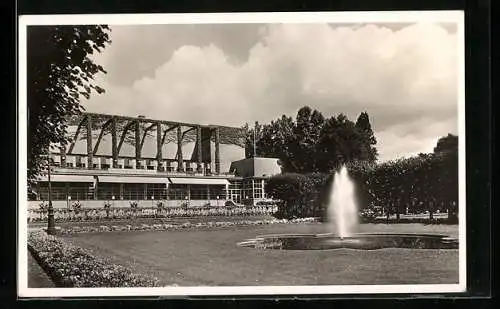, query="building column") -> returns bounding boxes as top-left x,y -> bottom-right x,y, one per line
135,120 -> 141,168
177,126 -> 184,172
261,179 -> 265,199
252,179 -> 255,205
120,183 -> 124,200
214,127 -> 220,174
86,114 -> 93,169
60,145 -> 66,167
94,179 -> 98,200
65,182 -> 70,206
156,121 -> 162,171
111,117 -> 118,168
196,126 -> 202,173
